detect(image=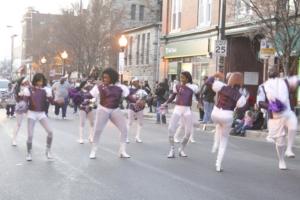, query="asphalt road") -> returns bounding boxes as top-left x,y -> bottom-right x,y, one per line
0,109 -> 299,200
